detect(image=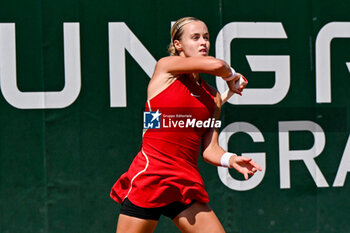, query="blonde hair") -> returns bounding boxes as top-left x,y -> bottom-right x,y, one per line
168,17 -> 201,56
